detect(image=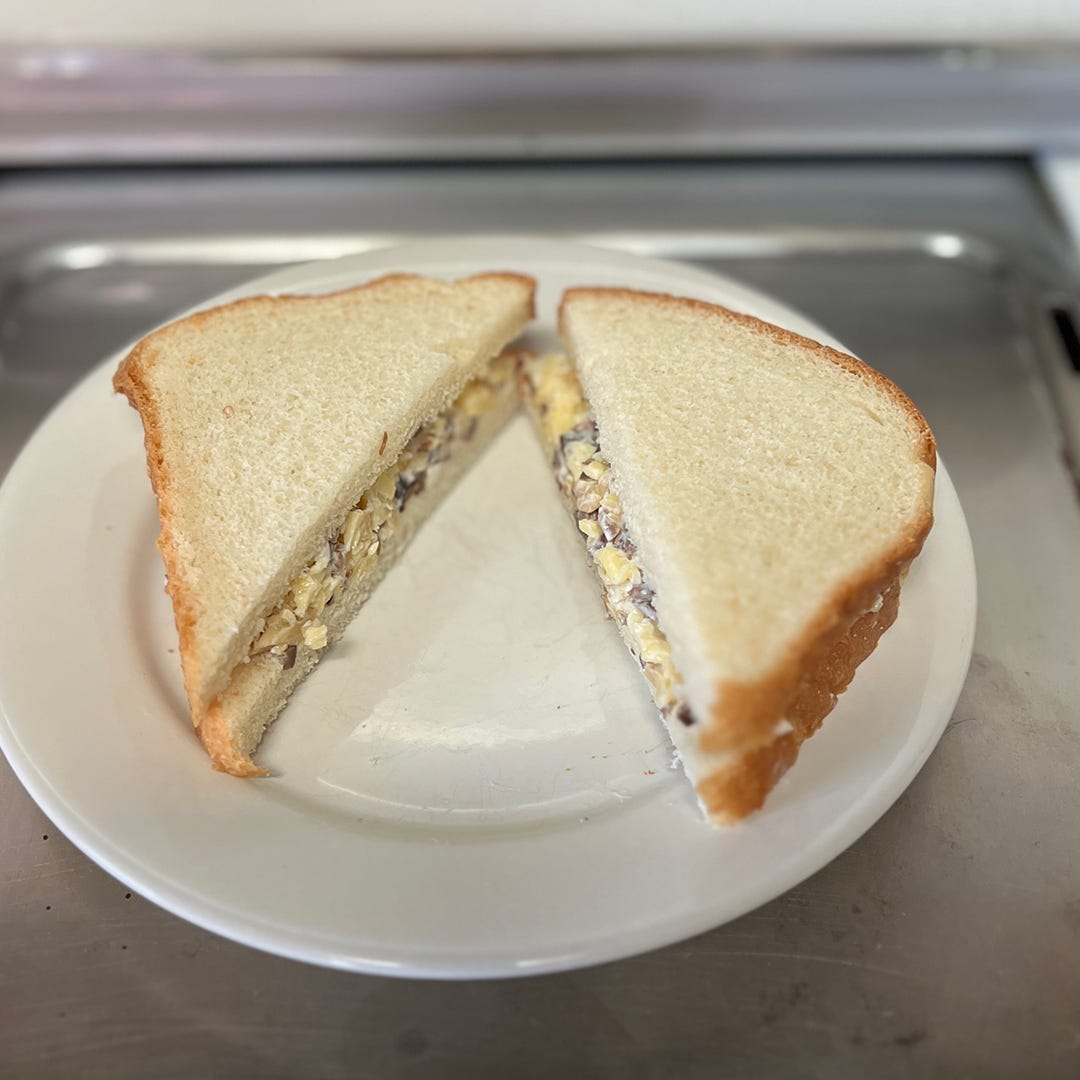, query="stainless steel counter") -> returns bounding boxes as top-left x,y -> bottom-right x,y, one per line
2,161 -> 1079,1077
